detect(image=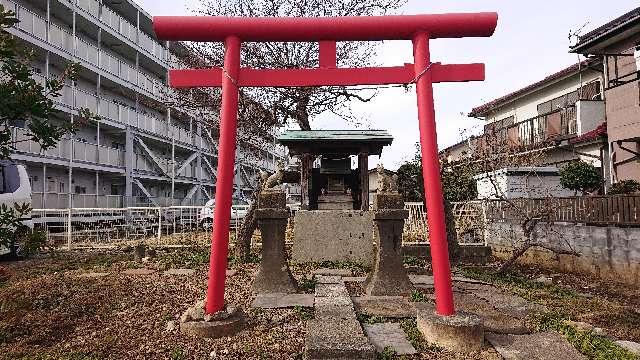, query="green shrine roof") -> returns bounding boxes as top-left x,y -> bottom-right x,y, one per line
278,130 -> 393,156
